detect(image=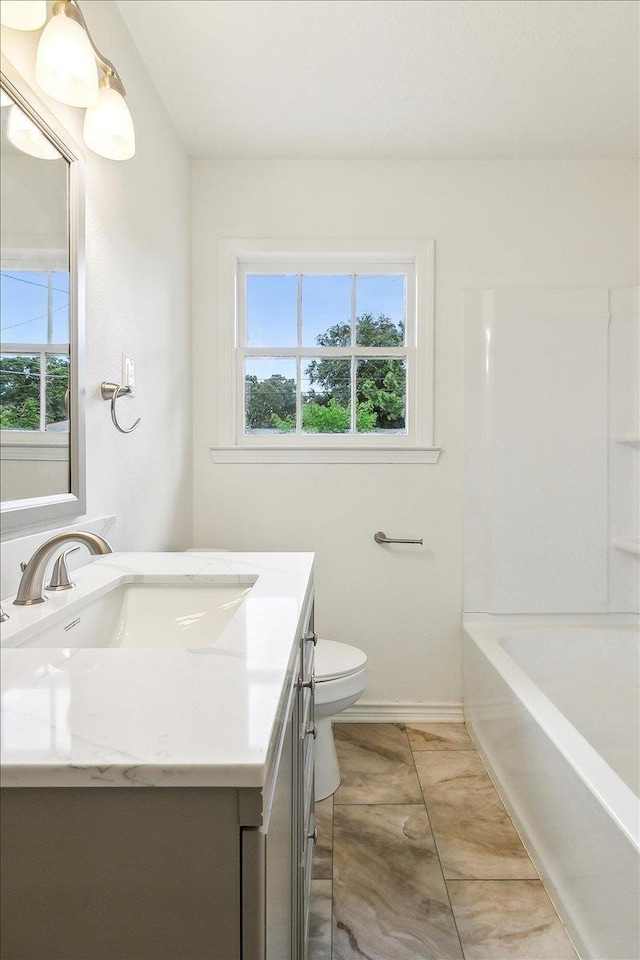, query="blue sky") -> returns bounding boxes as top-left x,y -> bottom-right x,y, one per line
246,273 -> 405,349
1,271 -> 69,345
